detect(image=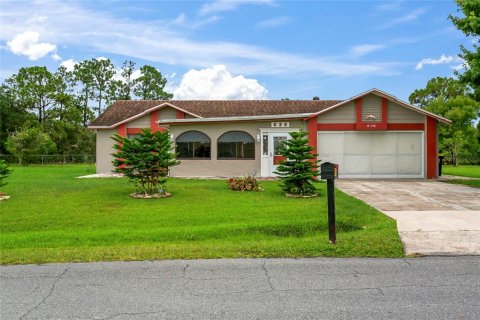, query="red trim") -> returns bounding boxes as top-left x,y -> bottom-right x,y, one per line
355,98 -> 362,128
176,110 -> 185,119
126,128 -> 143,135
387,123 -> 424,130
117,124 -> 126,137
381,97 -> 388,128
317,123 -> 356,130
307,117 -> 318,170
150,111 -> 160,132
426,117 -> 438,179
